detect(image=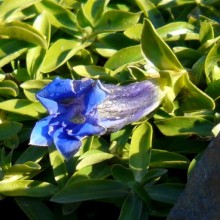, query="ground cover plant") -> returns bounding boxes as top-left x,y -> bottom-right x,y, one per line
0,0 -> 220,219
